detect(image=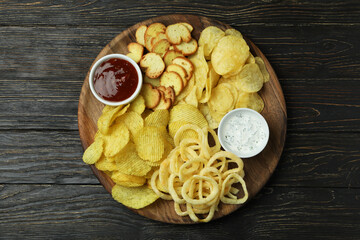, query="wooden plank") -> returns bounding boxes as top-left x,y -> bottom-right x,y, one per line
0,0 -> 358,27
0,130 -> 97,184
0,131 -> 359,188
0,184 -> 359,239
0,25 -> 360,80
